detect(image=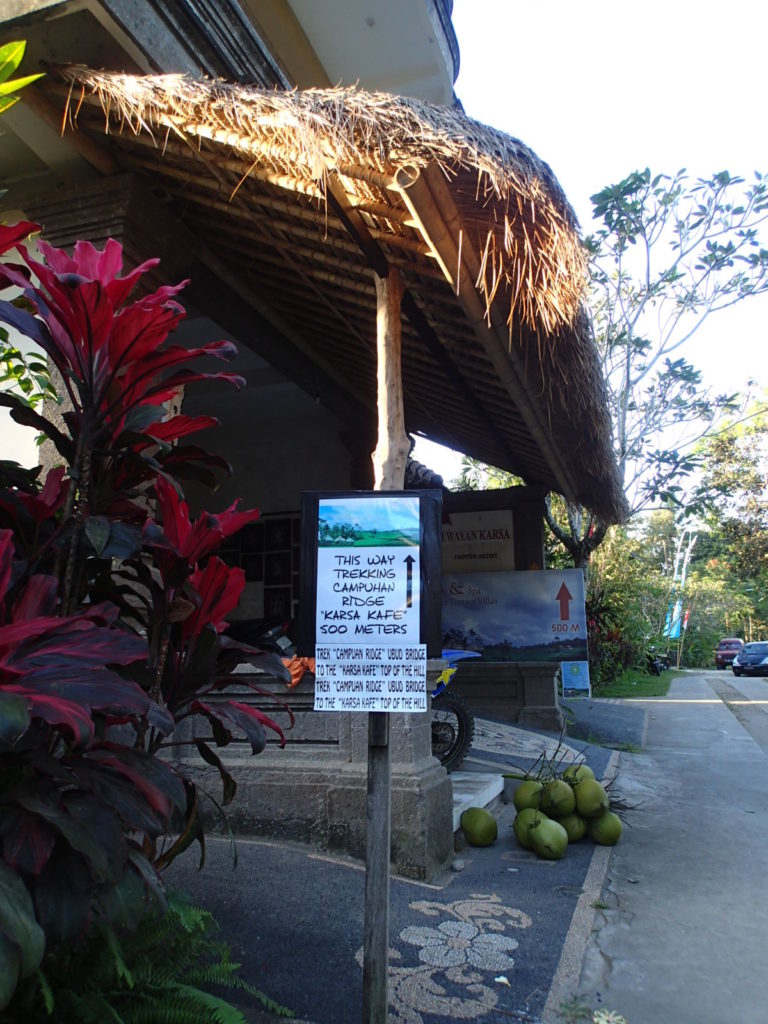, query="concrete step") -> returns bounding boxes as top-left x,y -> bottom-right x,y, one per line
450,770 -> 504,831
